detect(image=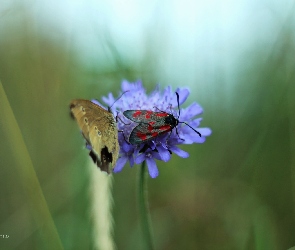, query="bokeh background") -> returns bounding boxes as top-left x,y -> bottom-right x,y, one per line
1,1 -> 295,249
